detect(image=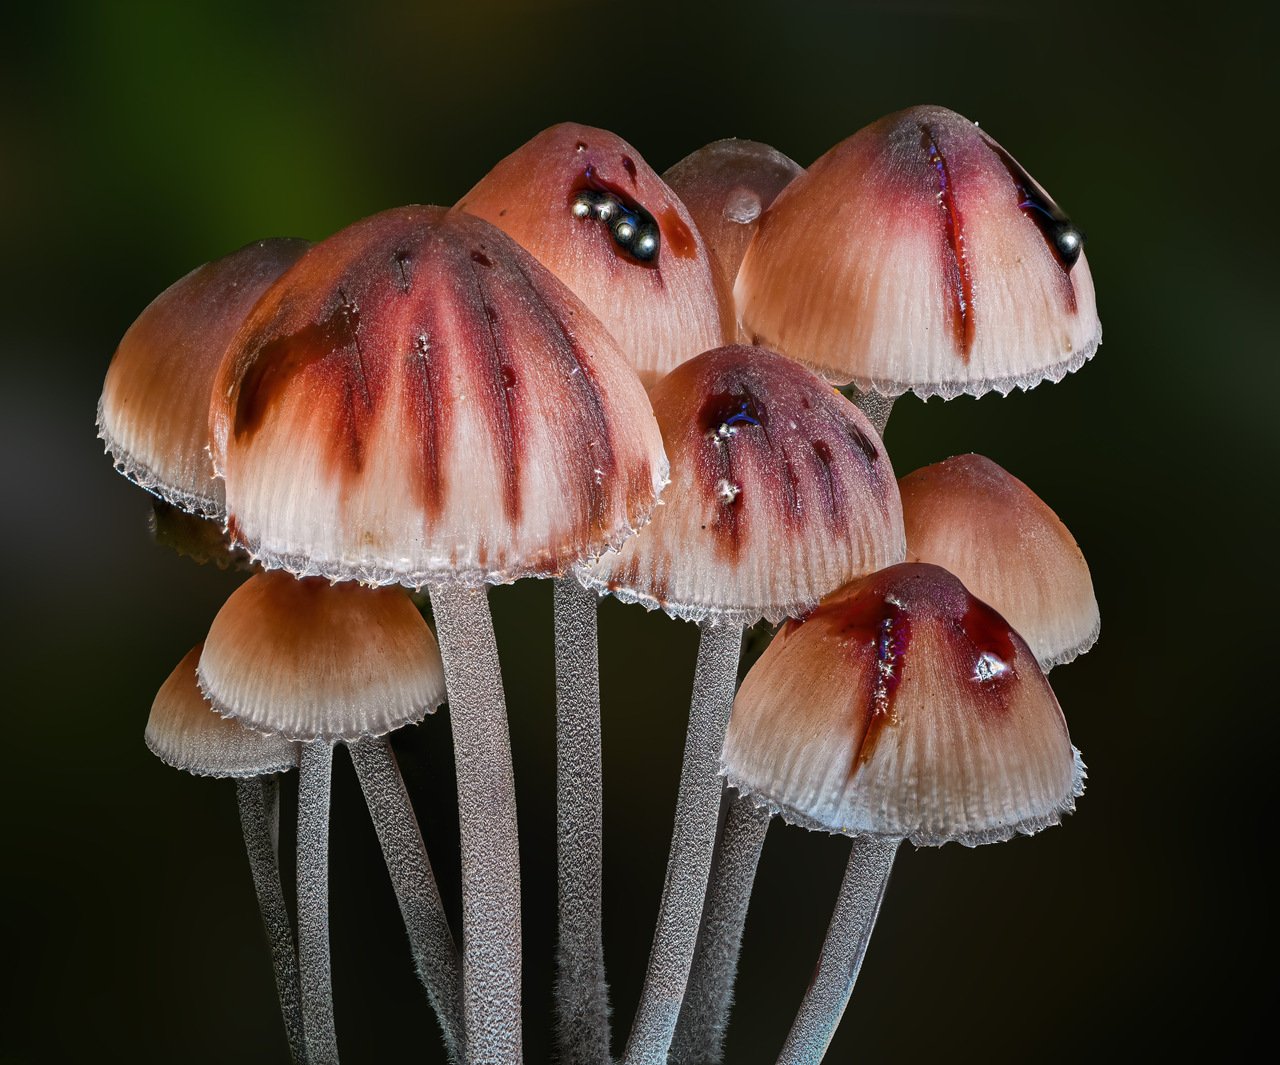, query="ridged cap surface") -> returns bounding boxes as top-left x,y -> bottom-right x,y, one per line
723,563 -> 1084,846
198,572 -> 446,742
901,454 -> 1099,669
98,238 -> 308,516
582,345 -> 904,625
146,645 -> 299,777
736,106 -> 1100,398
212,206 -> 667,587
457,122 -> 733,387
